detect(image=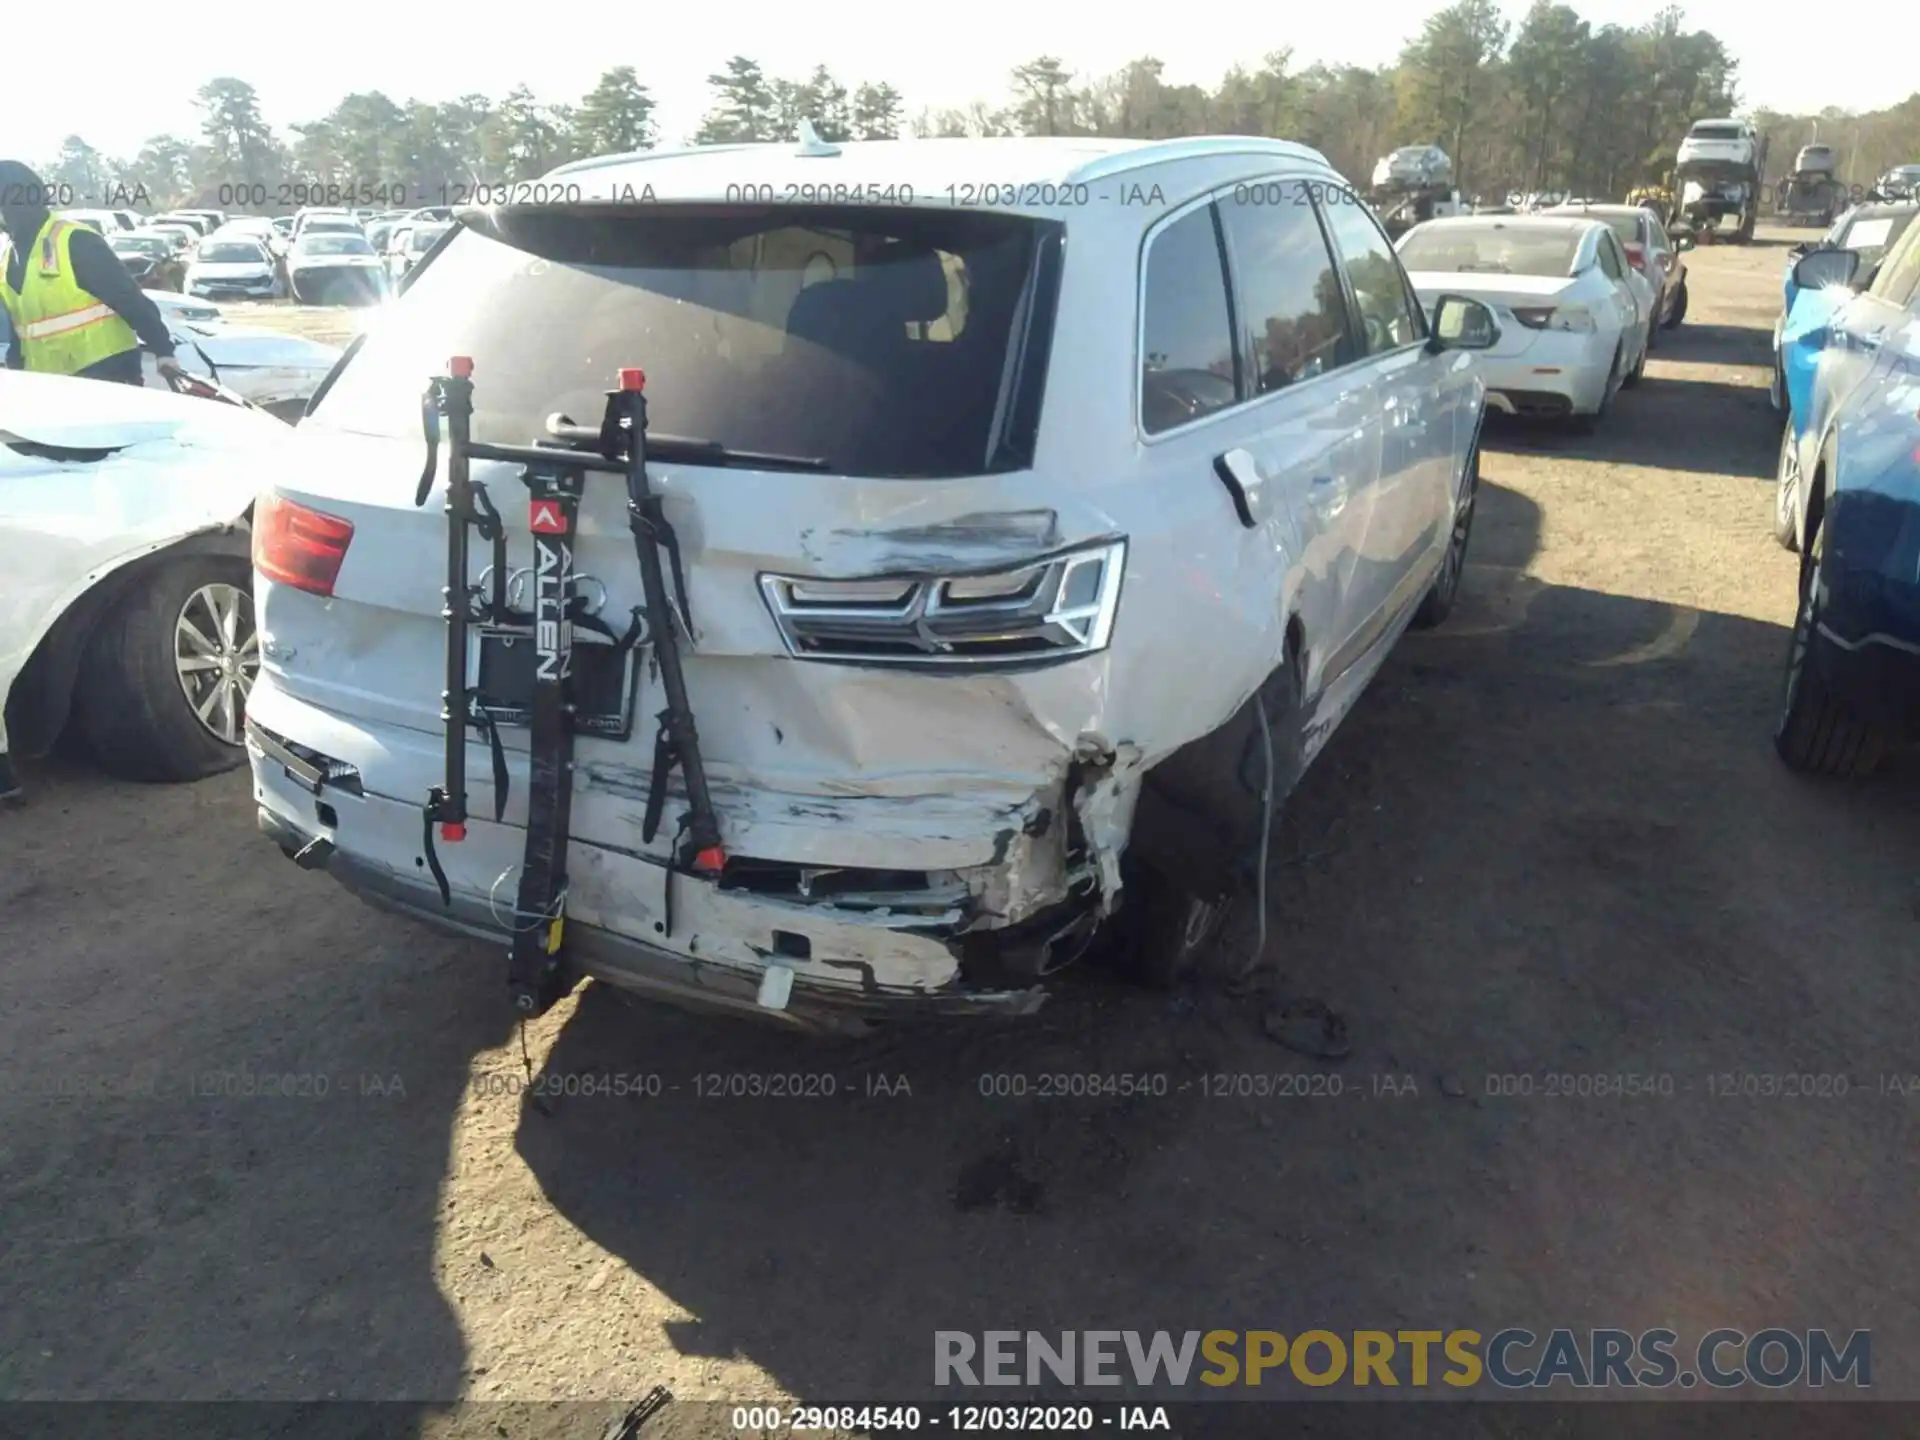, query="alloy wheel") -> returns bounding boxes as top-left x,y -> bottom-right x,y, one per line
174,582 -> 259,745
1778,524 -> 1821,731
1775,429 -> 1801,539
1436,450 -> 1480,601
